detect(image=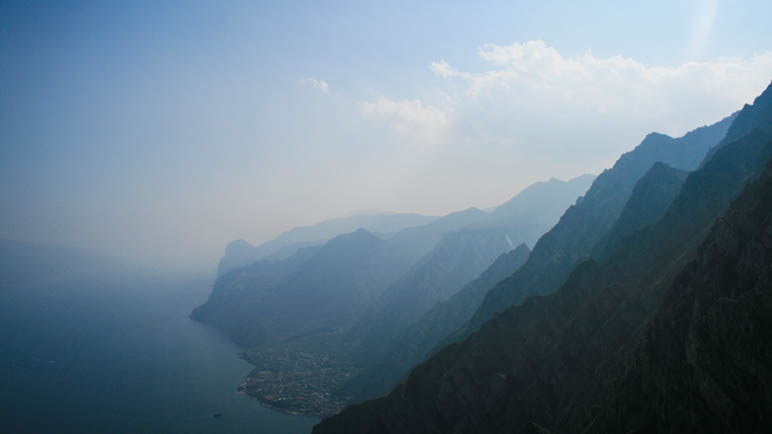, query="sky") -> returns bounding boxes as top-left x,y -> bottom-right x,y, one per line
2,0 -> 772,270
